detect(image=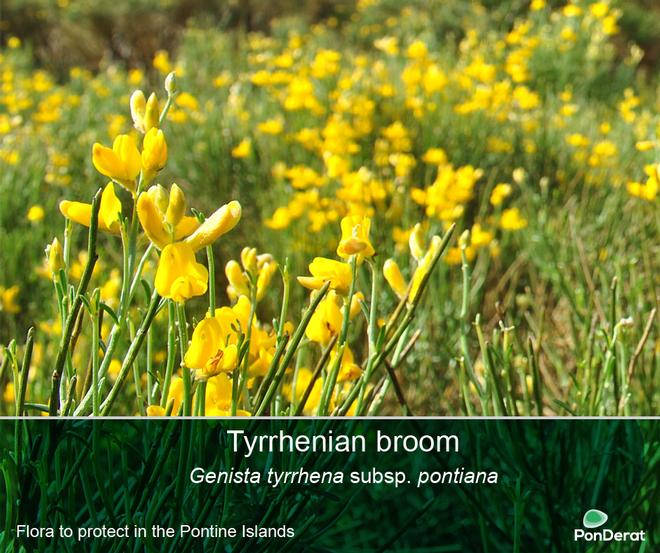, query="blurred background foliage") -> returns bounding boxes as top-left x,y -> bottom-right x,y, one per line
2,0 -> 660,75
